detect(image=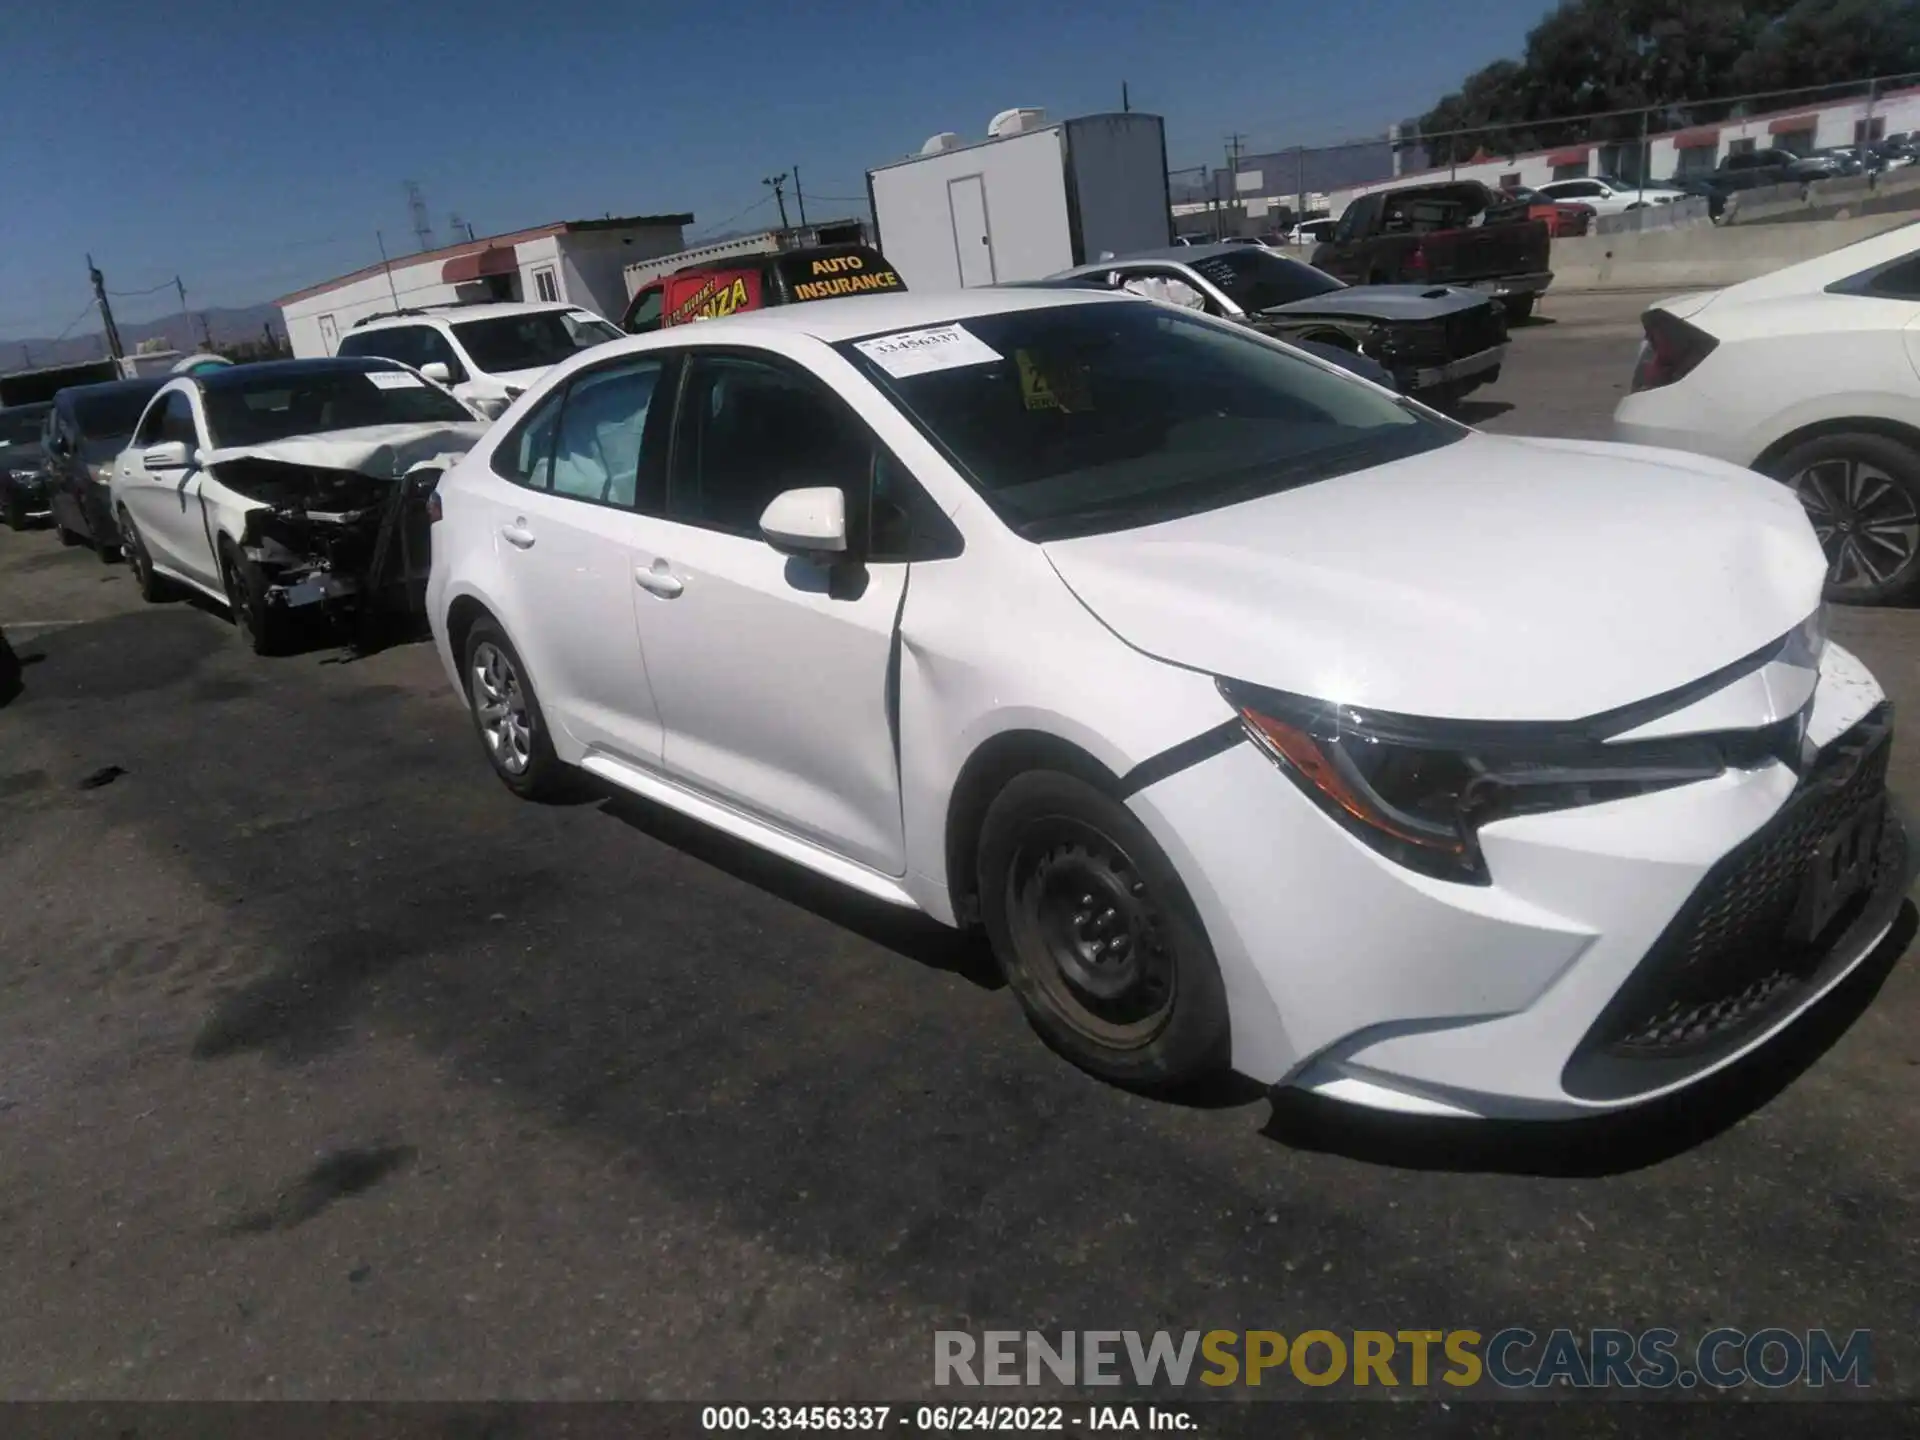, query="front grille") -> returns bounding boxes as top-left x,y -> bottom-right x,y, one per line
1568,705 -> 1898,1088
1445,303 -> 1507,356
